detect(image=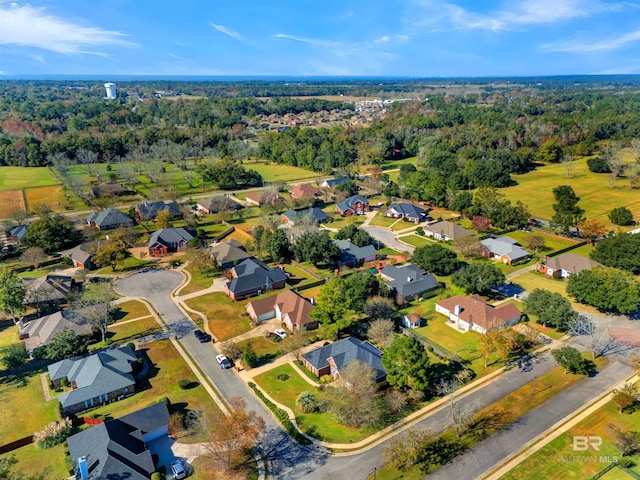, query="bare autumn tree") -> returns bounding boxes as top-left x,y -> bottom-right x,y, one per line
21,247 -> 48,271
438,378 -> 478,438
71,283 -> 114,343
384,428 -> 434,472
282,329 -> 310,362
367,318 -> 395,350
198,397 -> 266,476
